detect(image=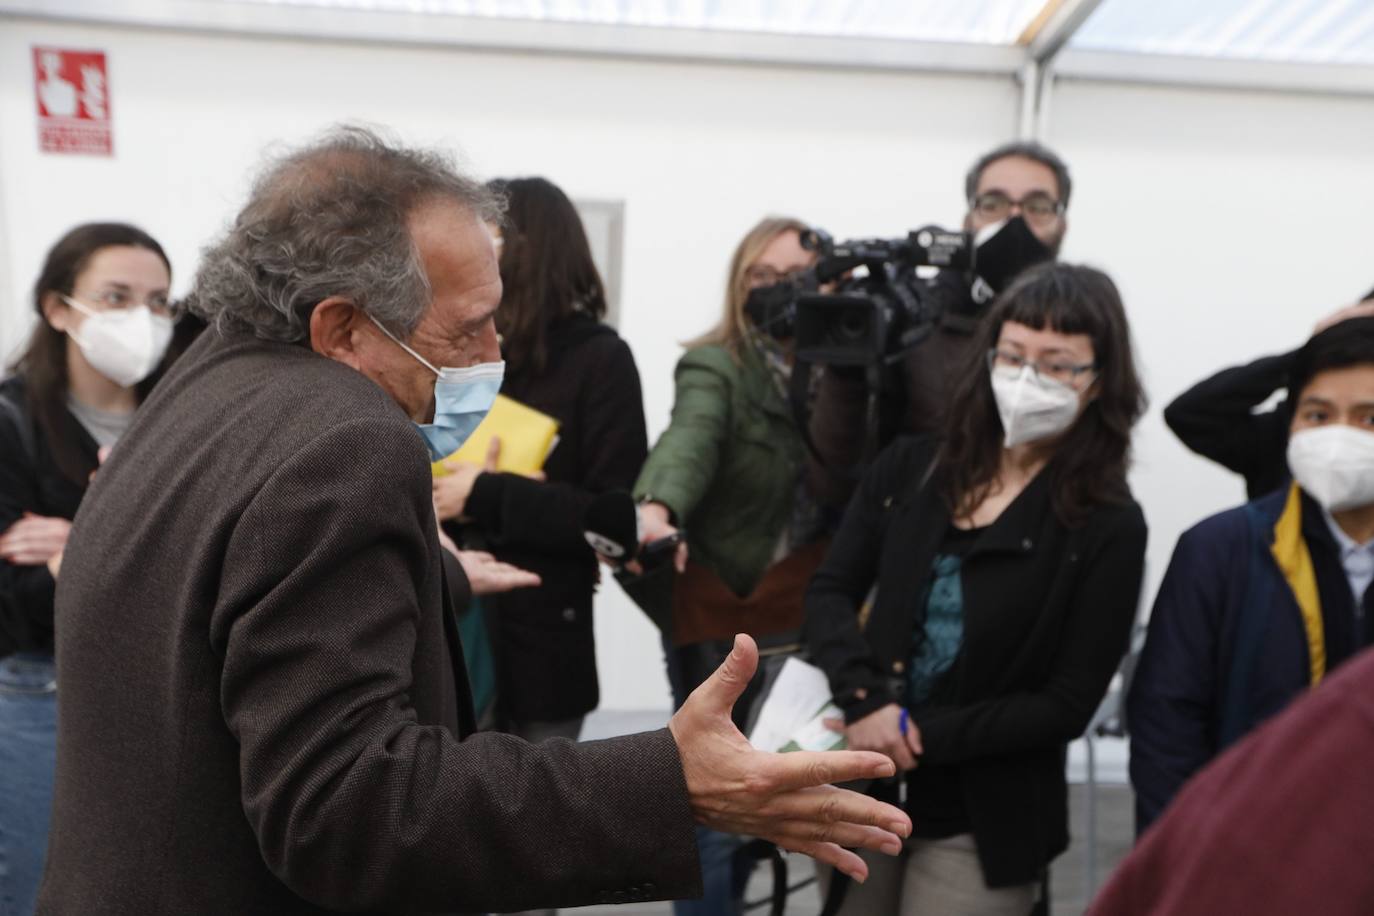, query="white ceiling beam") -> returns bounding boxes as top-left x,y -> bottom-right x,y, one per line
1017,60 -> 1041,139
1022,0 -> 1108,65
0,0 -> 1025,77
1055,48 -> 1374,98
